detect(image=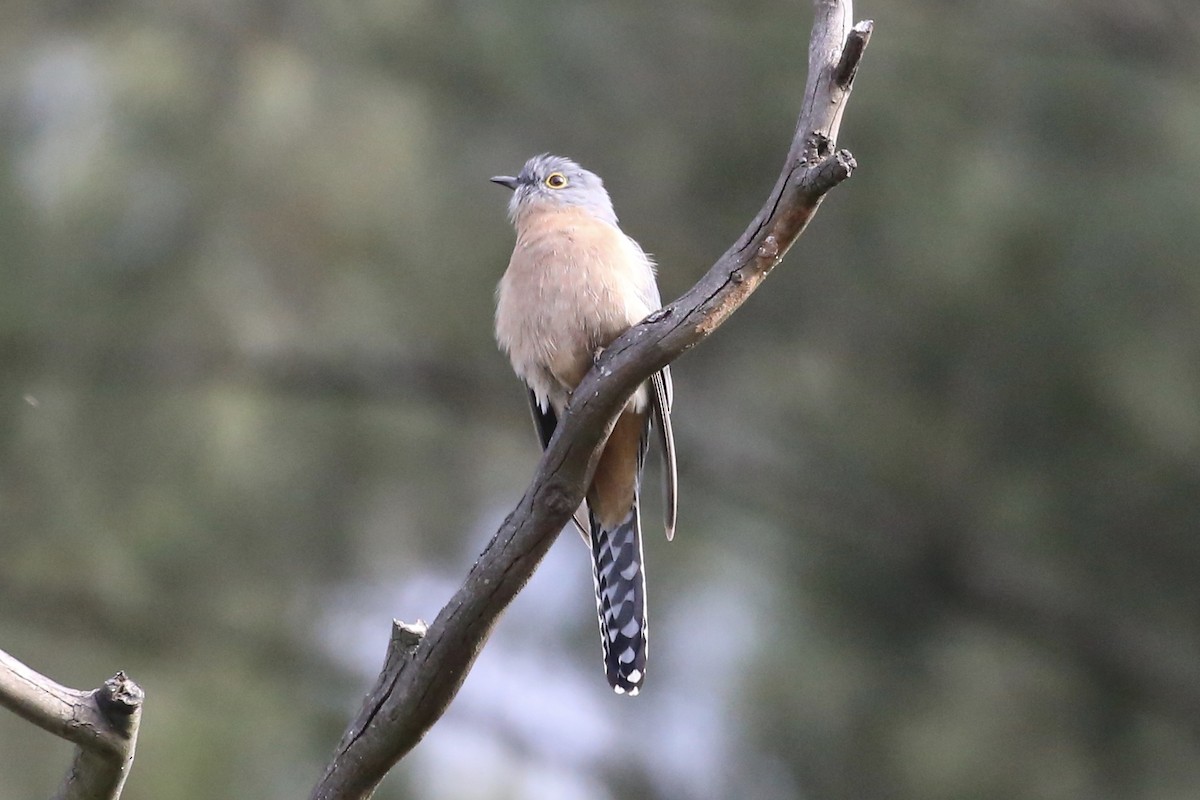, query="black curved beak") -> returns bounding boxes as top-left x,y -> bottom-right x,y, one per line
490,175 -> 519,190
